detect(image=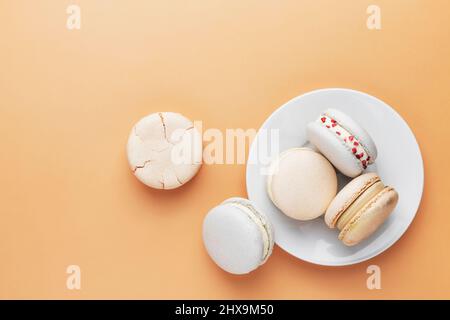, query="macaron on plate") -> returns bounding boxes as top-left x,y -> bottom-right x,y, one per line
246,88 -> 423,266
